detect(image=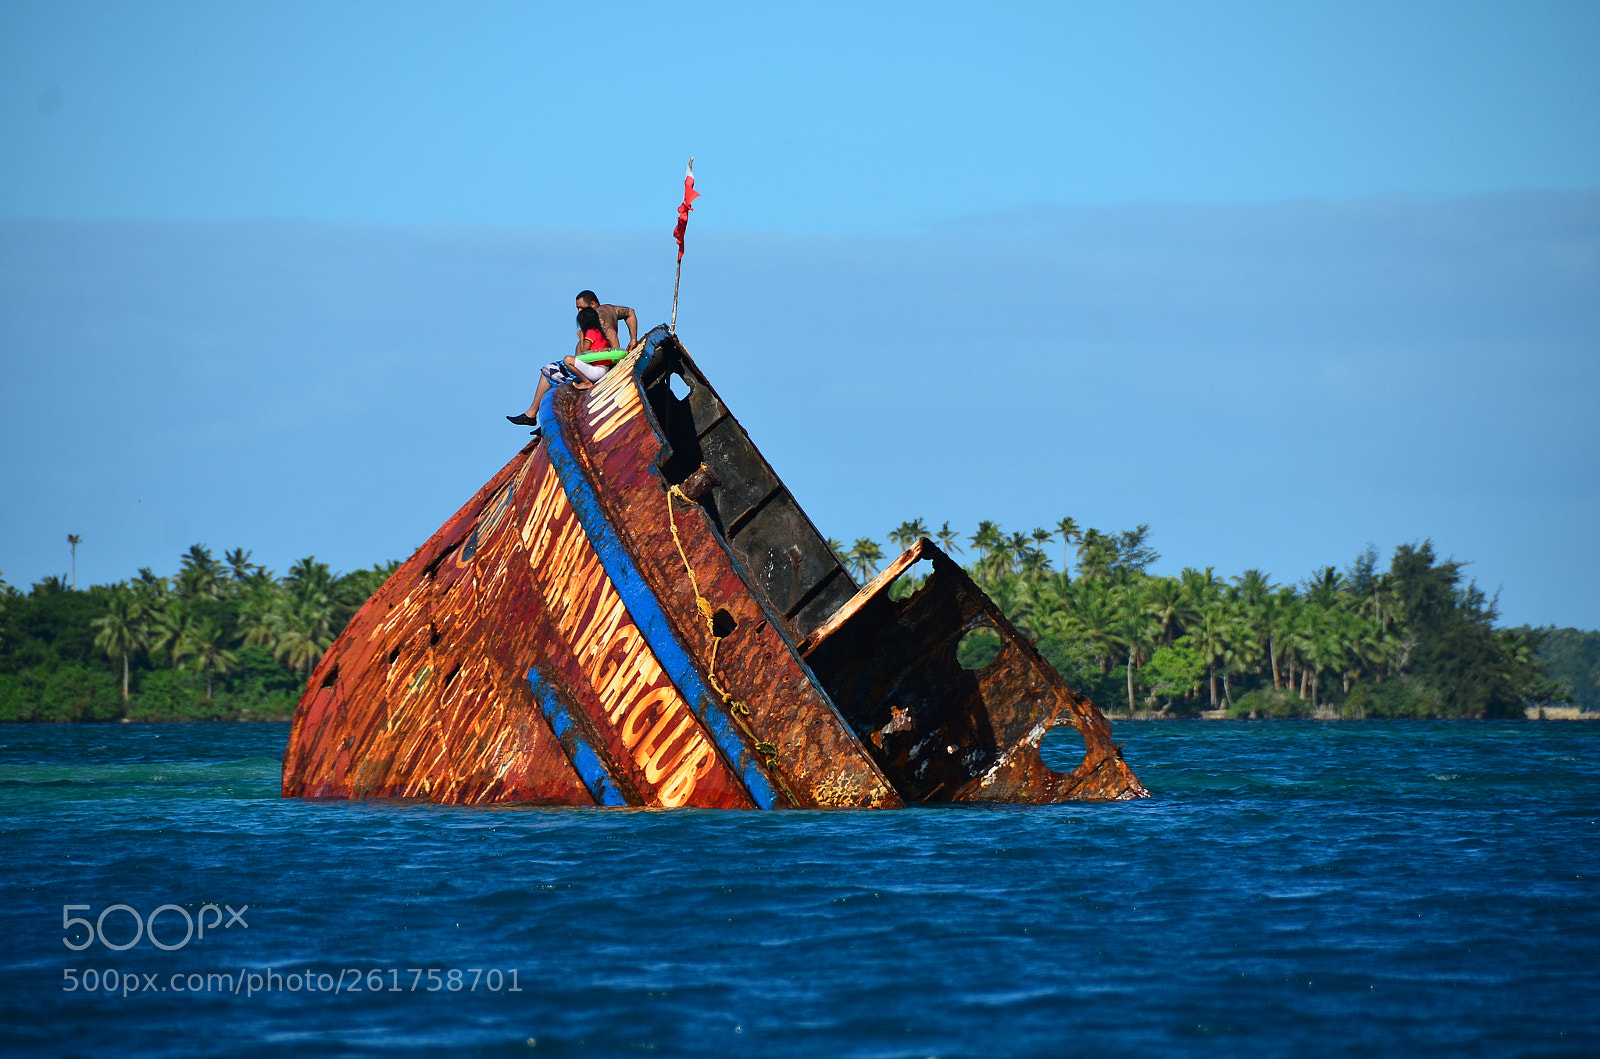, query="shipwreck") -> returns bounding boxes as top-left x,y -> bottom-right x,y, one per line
282,326 -> 1147,808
